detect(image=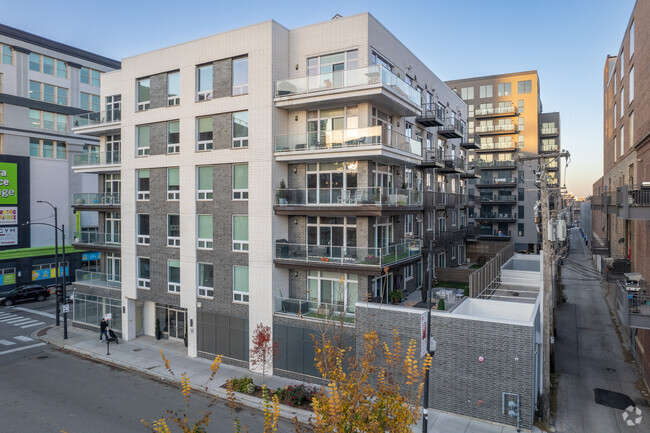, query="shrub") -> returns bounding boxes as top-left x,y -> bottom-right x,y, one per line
285,384 -> 317,406
437,298 -> 445,311
228,376 -> 256,395
273,386 -> 288,400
